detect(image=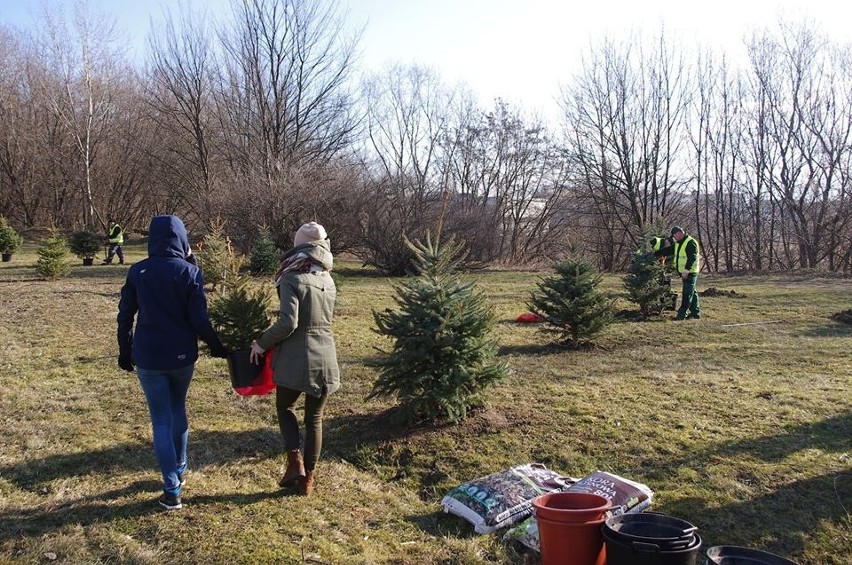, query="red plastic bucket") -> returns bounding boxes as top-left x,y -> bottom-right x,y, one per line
533,492 -> 612,565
